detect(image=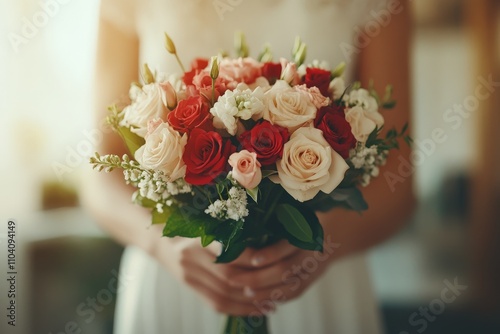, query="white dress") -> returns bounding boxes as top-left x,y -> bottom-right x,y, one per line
101,0 -> 386,333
